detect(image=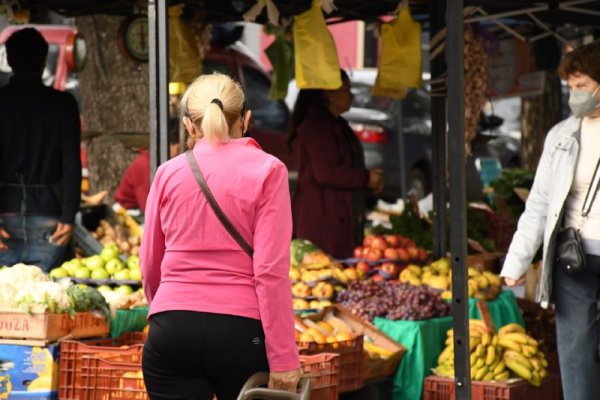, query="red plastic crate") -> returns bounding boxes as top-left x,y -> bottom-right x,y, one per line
78,352 -> 146,400
59,332 -> 147,399
423,374 -> 561,400
300,353 -> 340,400
298,334 -> 363,393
